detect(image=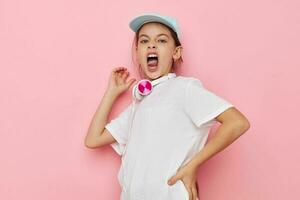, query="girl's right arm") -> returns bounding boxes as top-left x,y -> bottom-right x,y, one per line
84,67 -> 136,149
